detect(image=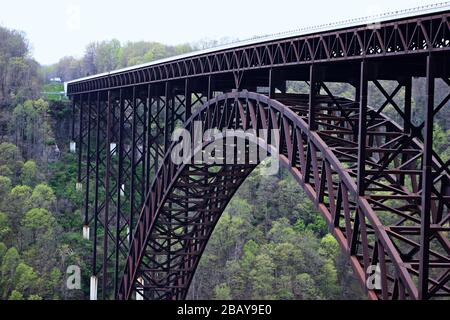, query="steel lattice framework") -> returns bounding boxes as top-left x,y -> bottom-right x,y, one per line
67,7 -> 450,300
